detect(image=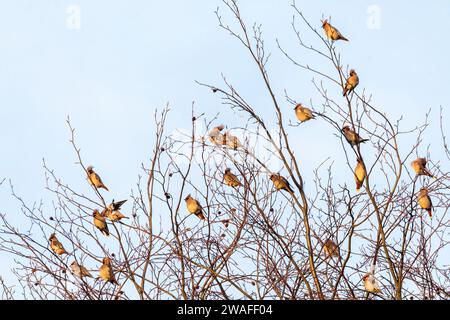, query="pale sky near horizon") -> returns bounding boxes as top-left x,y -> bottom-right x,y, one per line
0,0 -> 449,291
